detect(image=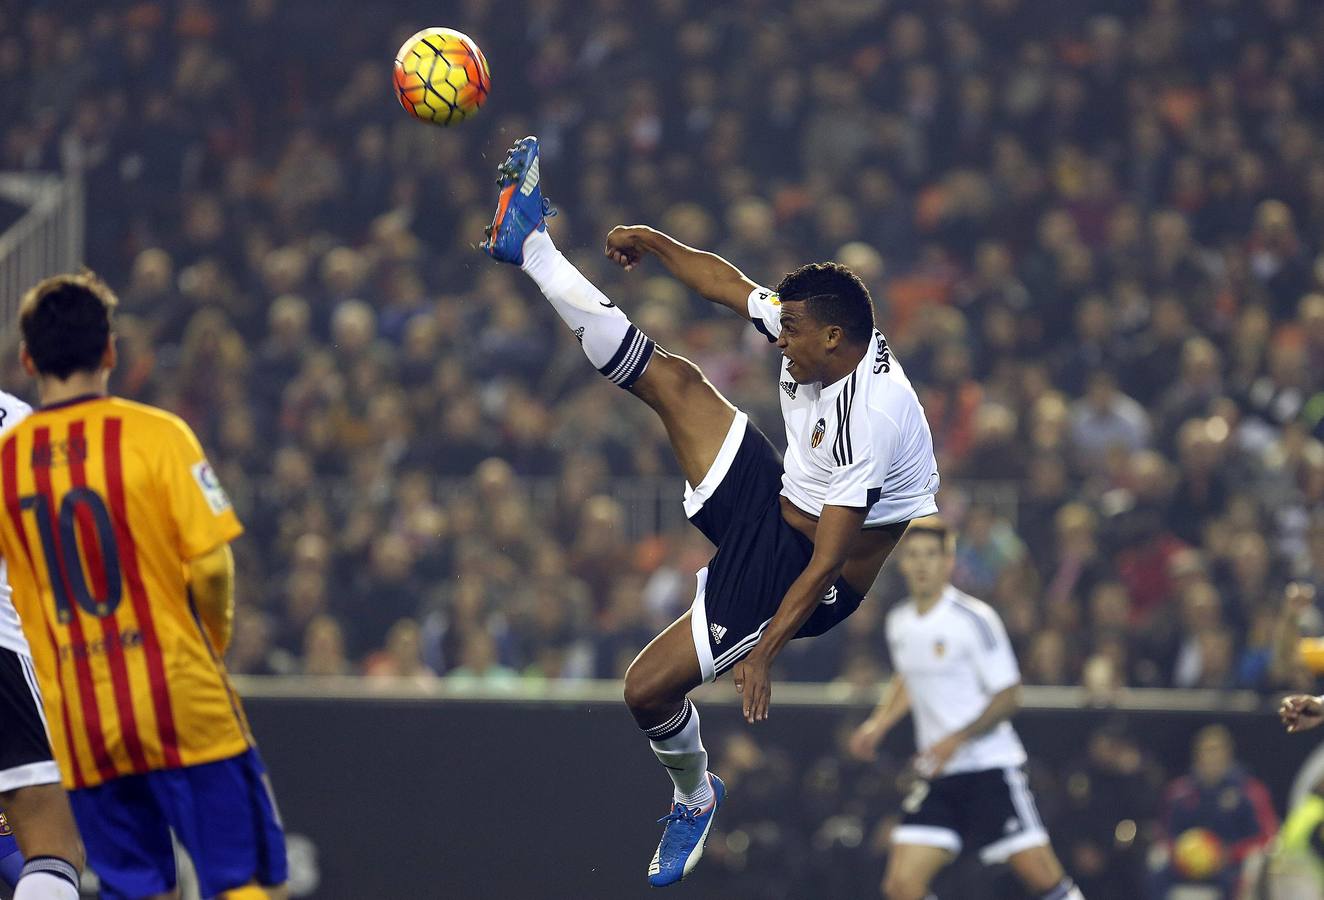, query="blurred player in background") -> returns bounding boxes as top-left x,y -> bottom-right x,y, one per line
848,518 -> 1081,900
0,388 -> 84,900
1264,773 -> 1324,900
0,273 -> 287,900
484,137 -> 939,886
